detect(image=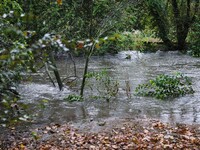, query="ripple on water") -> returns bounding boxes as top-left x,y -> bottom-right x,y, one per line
18,83 -> 71,103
